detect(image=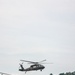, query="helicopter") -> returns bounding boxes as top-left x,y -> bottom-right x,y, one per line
19,59 -> 51,73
